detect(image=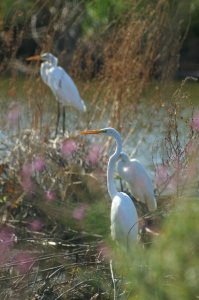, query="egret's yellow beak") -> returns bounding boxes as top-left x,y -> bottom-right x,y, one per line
26,55 -> 41,62
80,129 -> 102,135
